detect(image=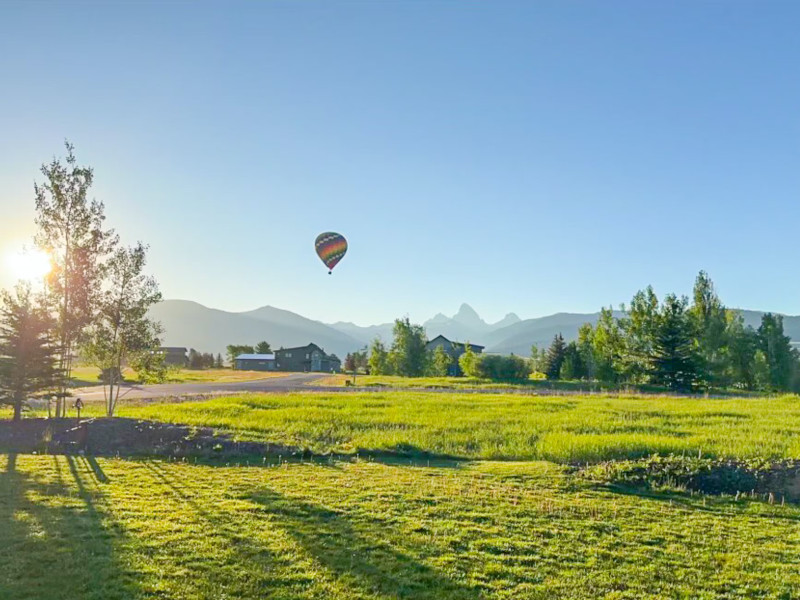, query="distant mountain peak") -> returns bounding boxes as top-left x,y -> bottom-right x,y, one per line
494,312 -> 521,328
453,303 -> 487,329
